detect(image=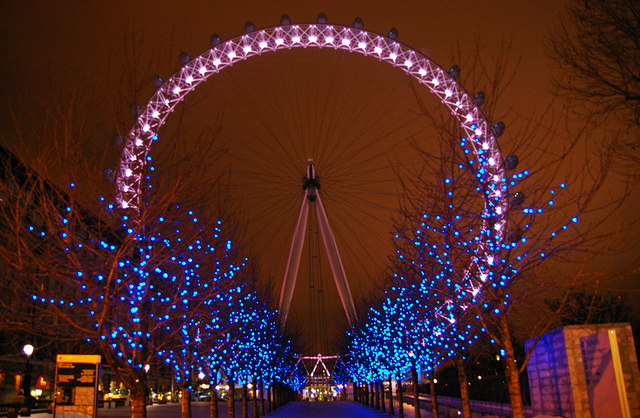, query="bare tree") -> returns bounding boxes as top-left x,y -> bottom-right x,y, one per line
0,88 -> 251,417
550,0 -> 640,172
545,285 -> 635,326
391,41 -> 627,417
